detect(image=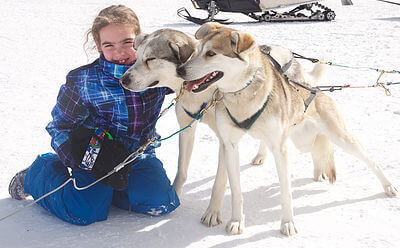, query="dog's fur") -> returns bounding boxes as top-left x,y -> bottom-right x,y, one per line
119,28 -> 322,200
177,22 -> 398,235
